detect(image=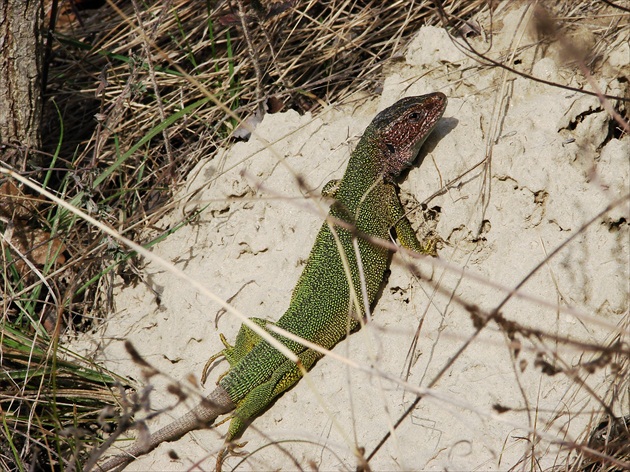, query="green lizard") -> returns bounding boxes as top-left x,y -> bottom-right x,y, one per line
97,92 -> 447,471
